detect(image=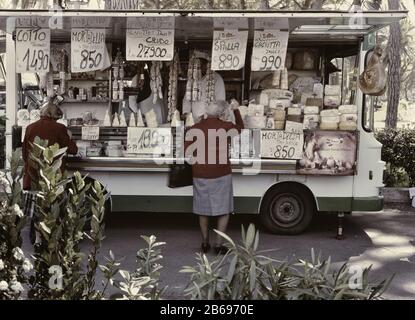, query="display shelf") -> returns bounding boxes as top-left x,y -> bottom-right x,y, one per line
62,99 -> 109,104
